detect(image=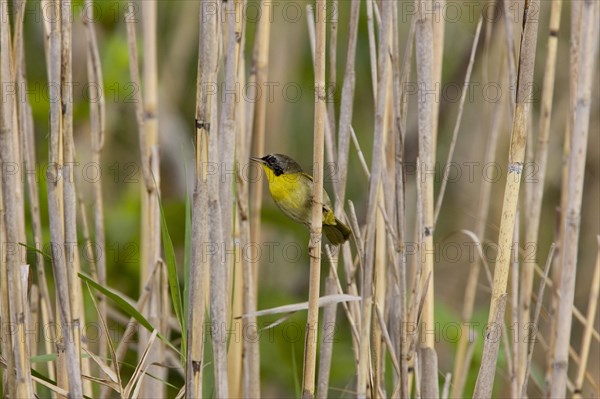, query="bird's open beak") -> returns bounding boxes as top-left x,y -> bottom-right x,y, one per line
250,156 -> 265,164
